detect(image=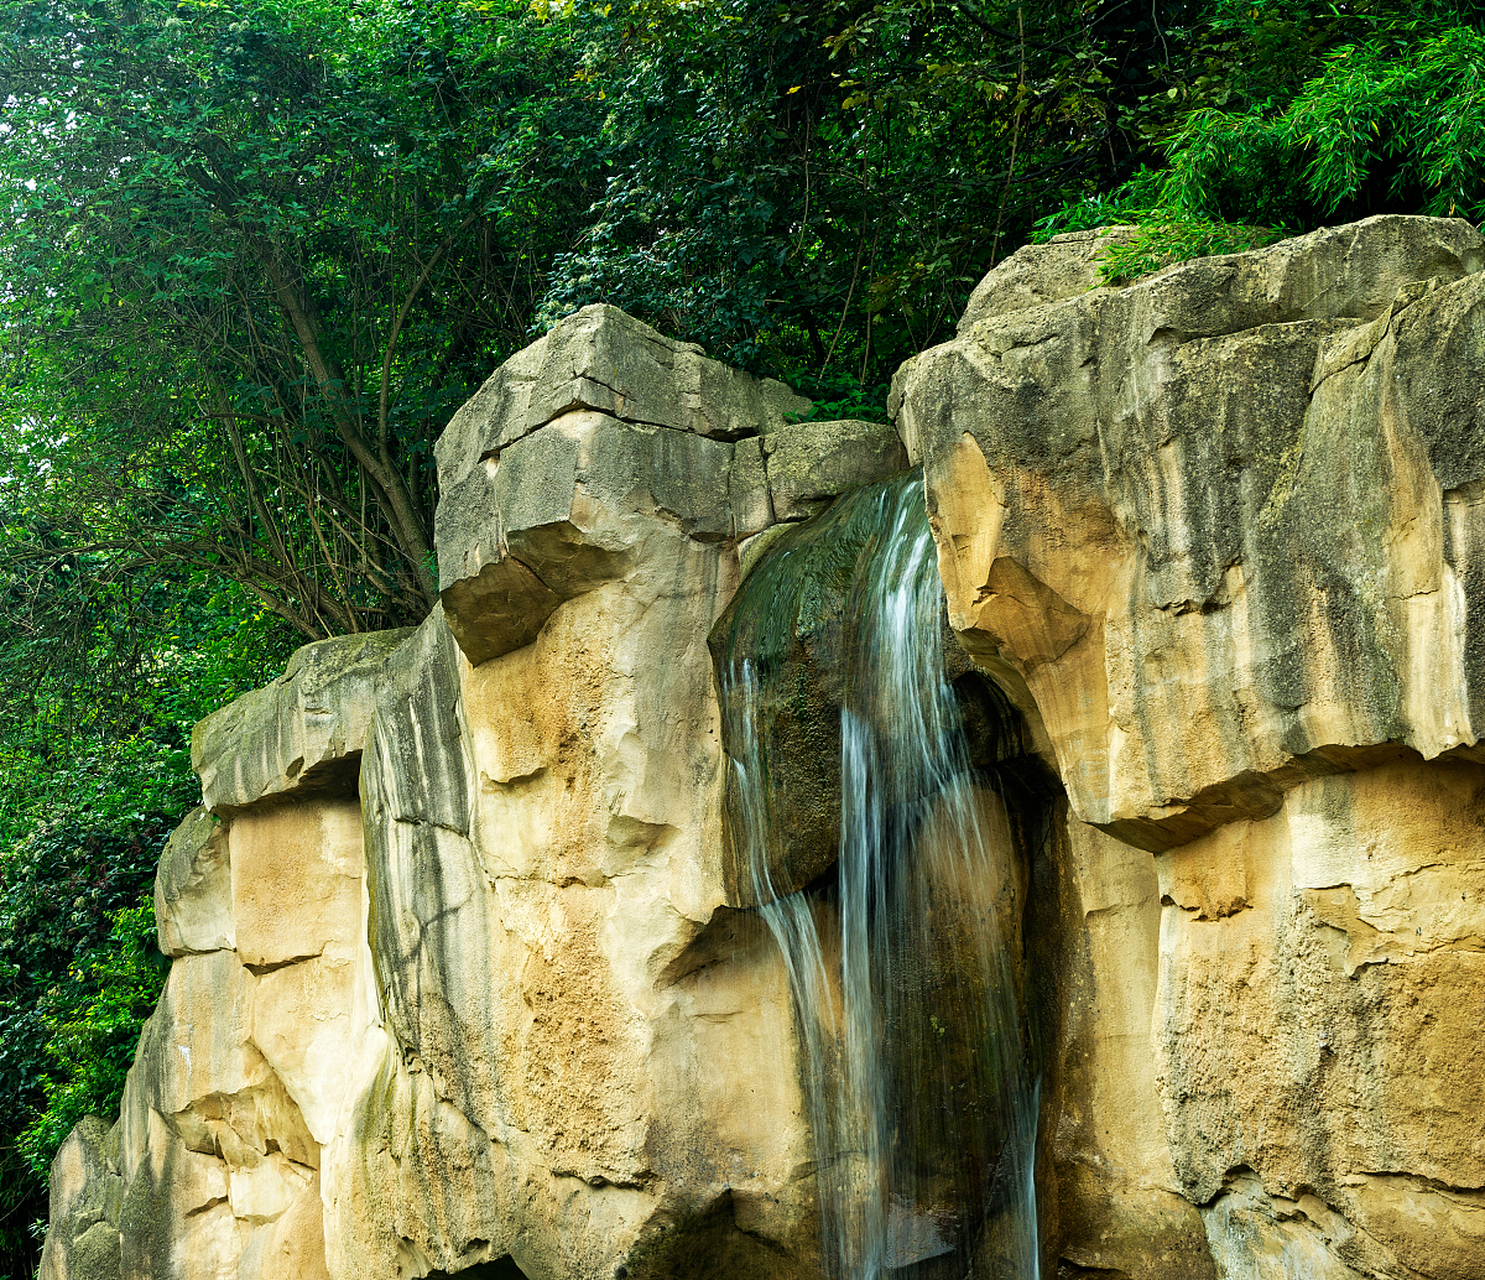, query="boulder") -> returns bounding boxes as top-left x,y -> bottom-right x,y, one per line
957,224 -> 1140,329
153,807 -> 232,957
38,1116 -> 124,1280
895,213 -> 1485,848
761,418 -> 908,520
434,304 -> 810,666
80,302 -> 922,1280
